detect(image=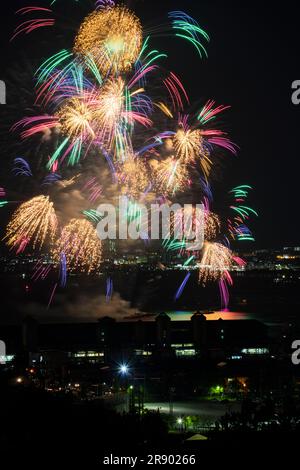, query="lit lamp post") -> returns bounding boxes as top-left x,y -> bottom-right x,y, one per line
118,363 -> 133,413
128,384 -> 135,414
177,417 -> 184,432
119,364 -> 129,375
117,364 -> 144,415
118,363 -> 130,391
